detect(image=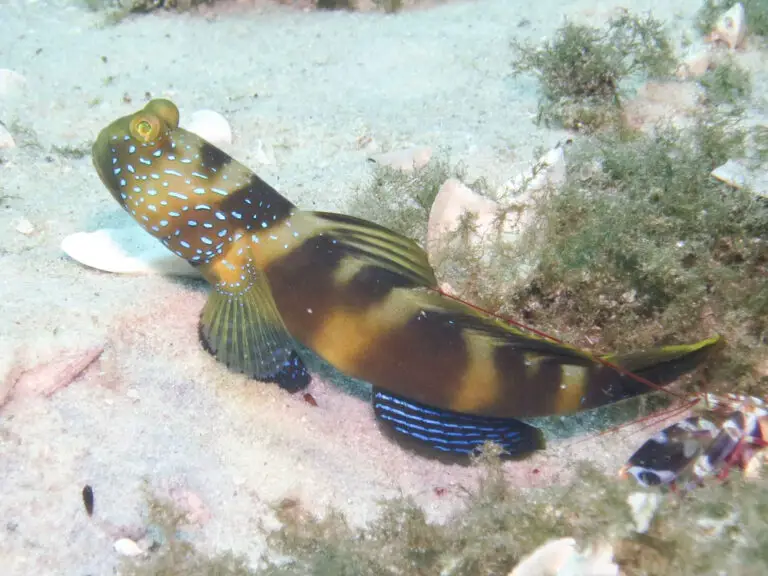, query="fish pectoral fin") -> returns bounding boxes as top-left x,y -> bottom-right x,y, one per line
372,387 -> 545,457
310,211 -> 438,288
199,270 -> 310,391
